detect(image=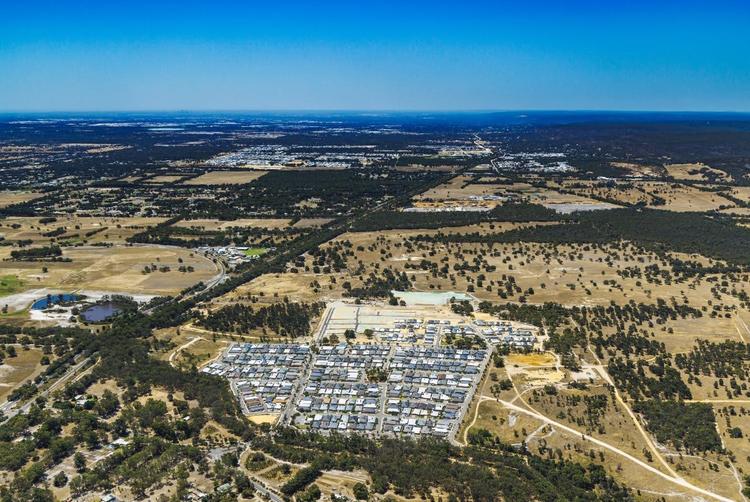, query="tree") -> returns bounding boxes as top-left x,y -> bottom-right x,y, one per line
53,471 -> 68,487
353,482 -> 369,500
74,452 -> 86,472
